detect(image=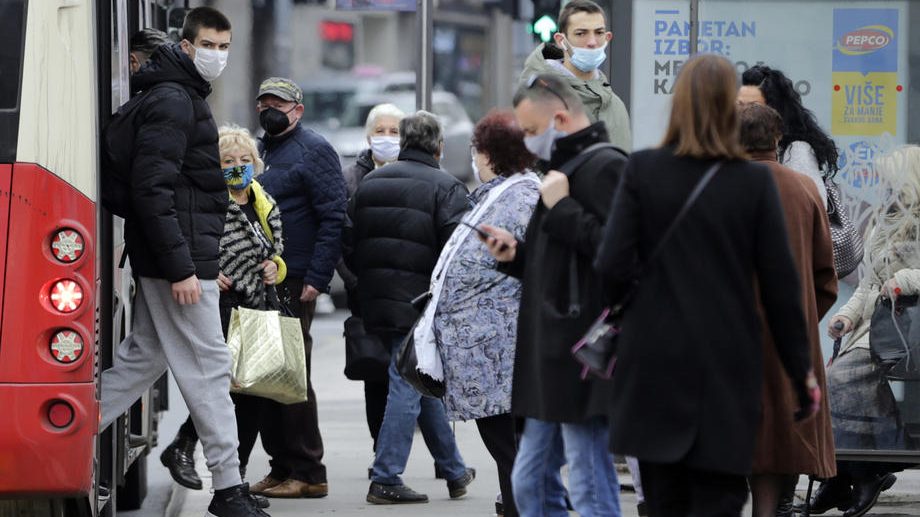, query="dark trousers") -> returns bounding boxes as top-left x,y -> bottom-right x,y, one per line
259,277 -> 326,483
364,379 -> 389,451
640,461 -> 749,517
476,413 -> 519,517
178,392 -> 264,469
